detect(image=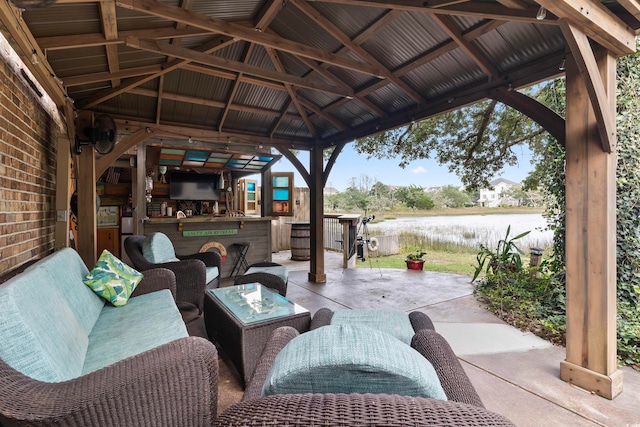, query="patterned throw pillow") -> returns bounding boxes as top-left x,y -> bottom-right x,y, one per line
83,250 -> 144,306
